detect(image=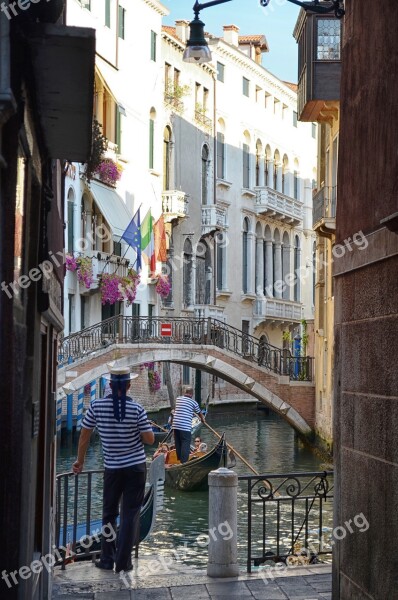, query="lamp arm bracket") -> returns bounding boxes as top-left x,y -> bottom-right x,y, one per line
260,0 -> 344,18
193,0 -> 233,18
